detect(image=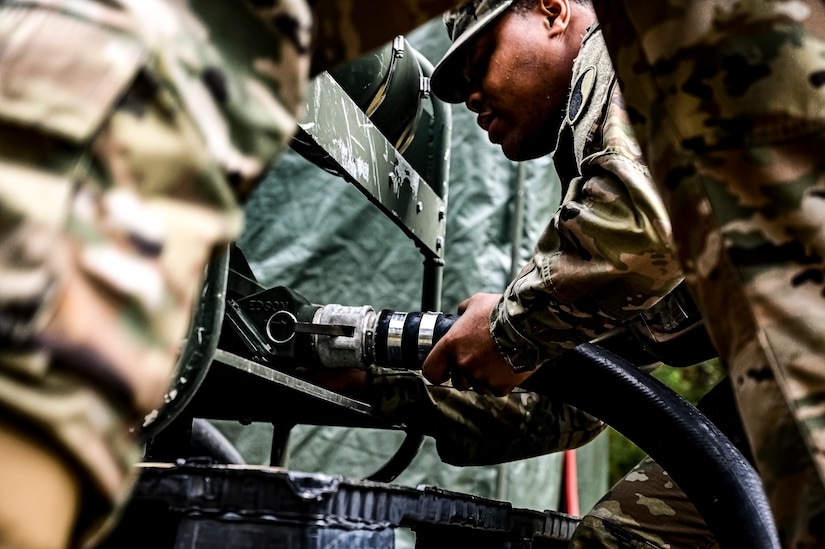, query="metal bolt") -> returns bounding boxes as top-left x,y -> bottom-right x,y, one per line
416,201 -> 424,214
393,36 -> 405,58
420,76 -> 431,99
